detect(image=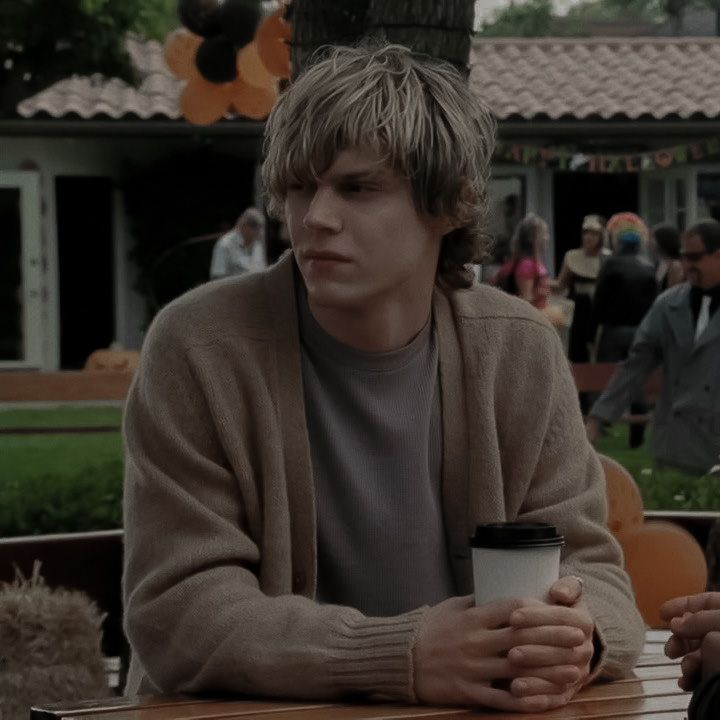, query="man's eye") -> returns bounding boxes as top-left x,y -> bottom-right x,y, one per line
341,183 -> 372,194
